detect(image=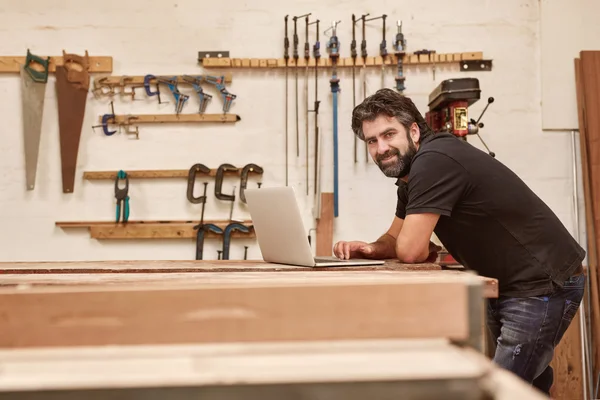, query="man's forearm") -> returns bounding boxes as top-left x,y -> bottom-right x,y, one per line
367,233 -> 398,259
